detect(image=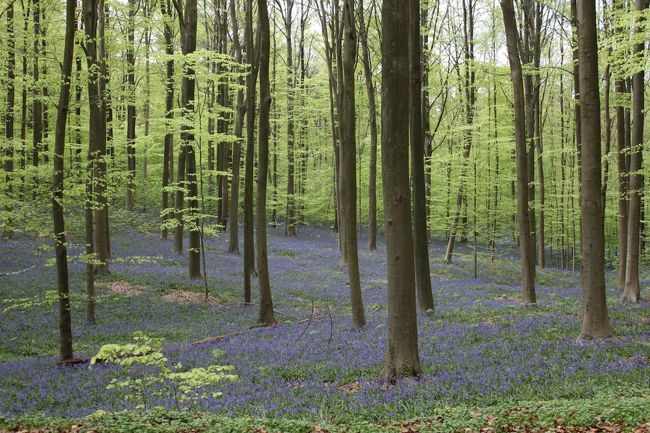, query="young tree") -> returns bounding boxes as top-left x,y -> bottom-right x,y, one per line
243,0 -> 258,304
256,0 -> 275,325
125,0 -> 137,211
623,0 -> 647,303
500,0 -> 536,305
228,0 -> 245,254
4,1 -> 16,233
357,0 -> 377,251
174,0 -> 201,279
340,0 -> 365,328
410,0 -> 434,313
52,0 -> 77,362
577,0 -> 613,338
161,0 -> 175,240
279,0 -> 298,237
380,0 -> 422,382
